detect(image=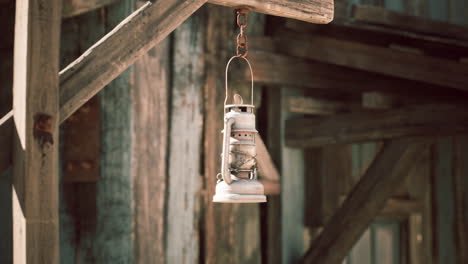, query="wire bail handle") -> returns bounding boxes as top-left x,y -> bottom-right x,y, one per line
224,55 -> 255,107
